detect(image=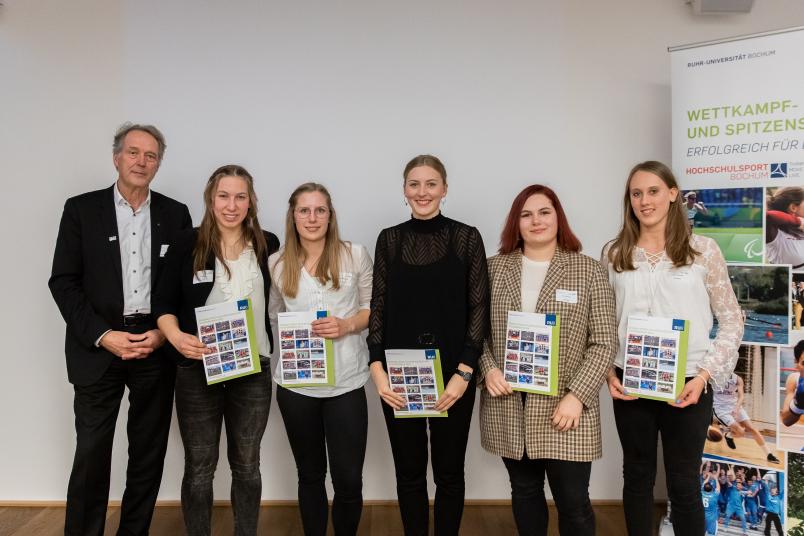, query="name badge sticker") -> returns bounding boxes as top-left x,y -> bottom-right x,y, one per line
555,289 -> 578,304
160,244 -> 169,257
108,236 -> 117,242
193,270 -> 214,284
